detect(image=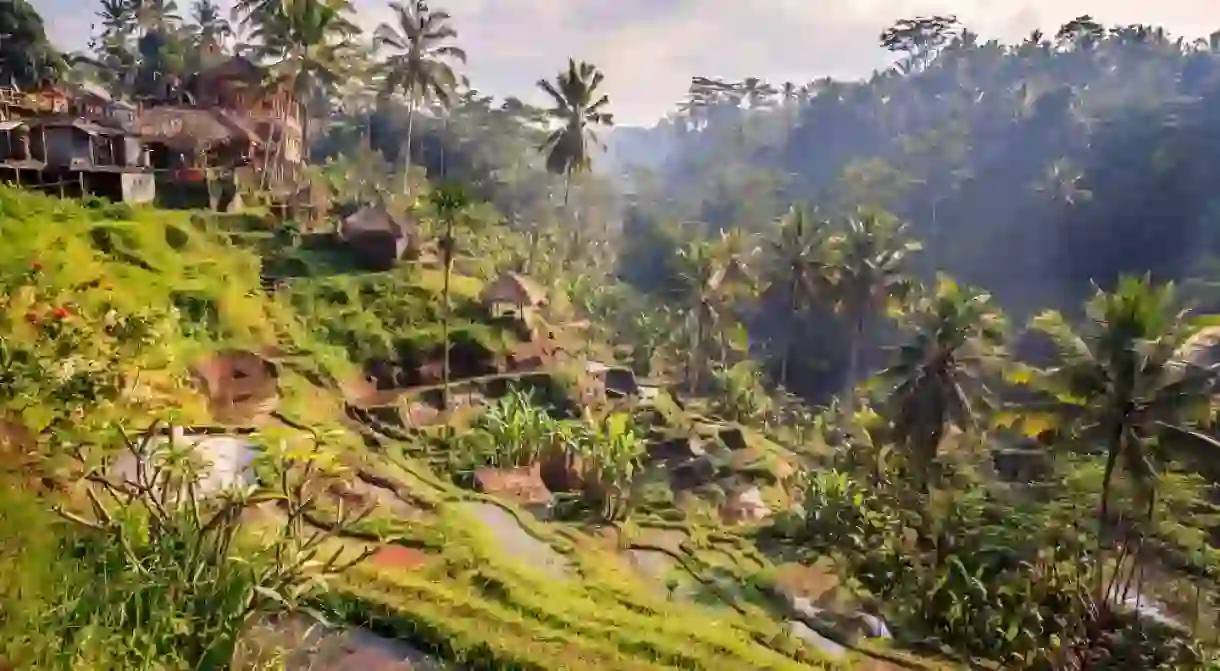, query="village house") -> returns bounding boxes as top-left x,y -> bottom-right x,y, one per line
0,114 -> 154,203
184,56 -> 304,190
134,105 -> 262,209
480,272 -> 548,318
70,82 -> 139,130
337,204 -> 419,271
